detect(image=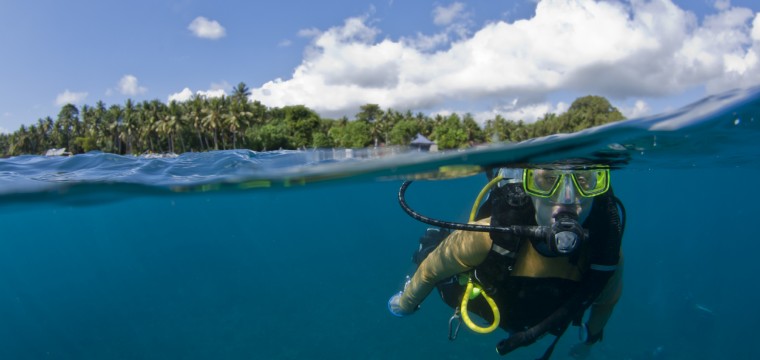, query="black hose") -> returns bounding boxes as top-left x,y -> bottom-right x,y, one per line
398,181 -> 543,236
614,196 -> 627,238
